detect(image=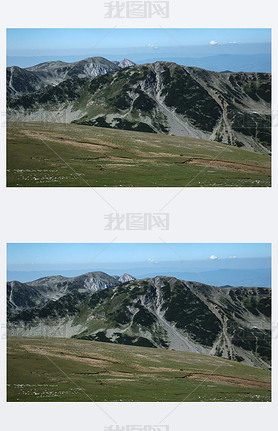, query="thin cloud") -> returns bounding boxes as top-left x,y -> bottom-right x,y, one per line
209,40 -> 218,45
209,255 -> 218,260
147,43 -> 158,50
147,257 -> 158,264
